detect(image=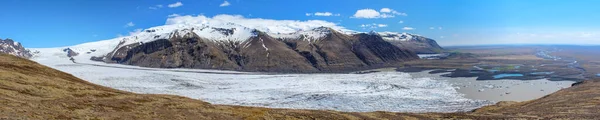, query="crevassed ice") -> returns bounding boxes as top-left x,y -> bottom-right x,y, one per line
31,57 -> 495,113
